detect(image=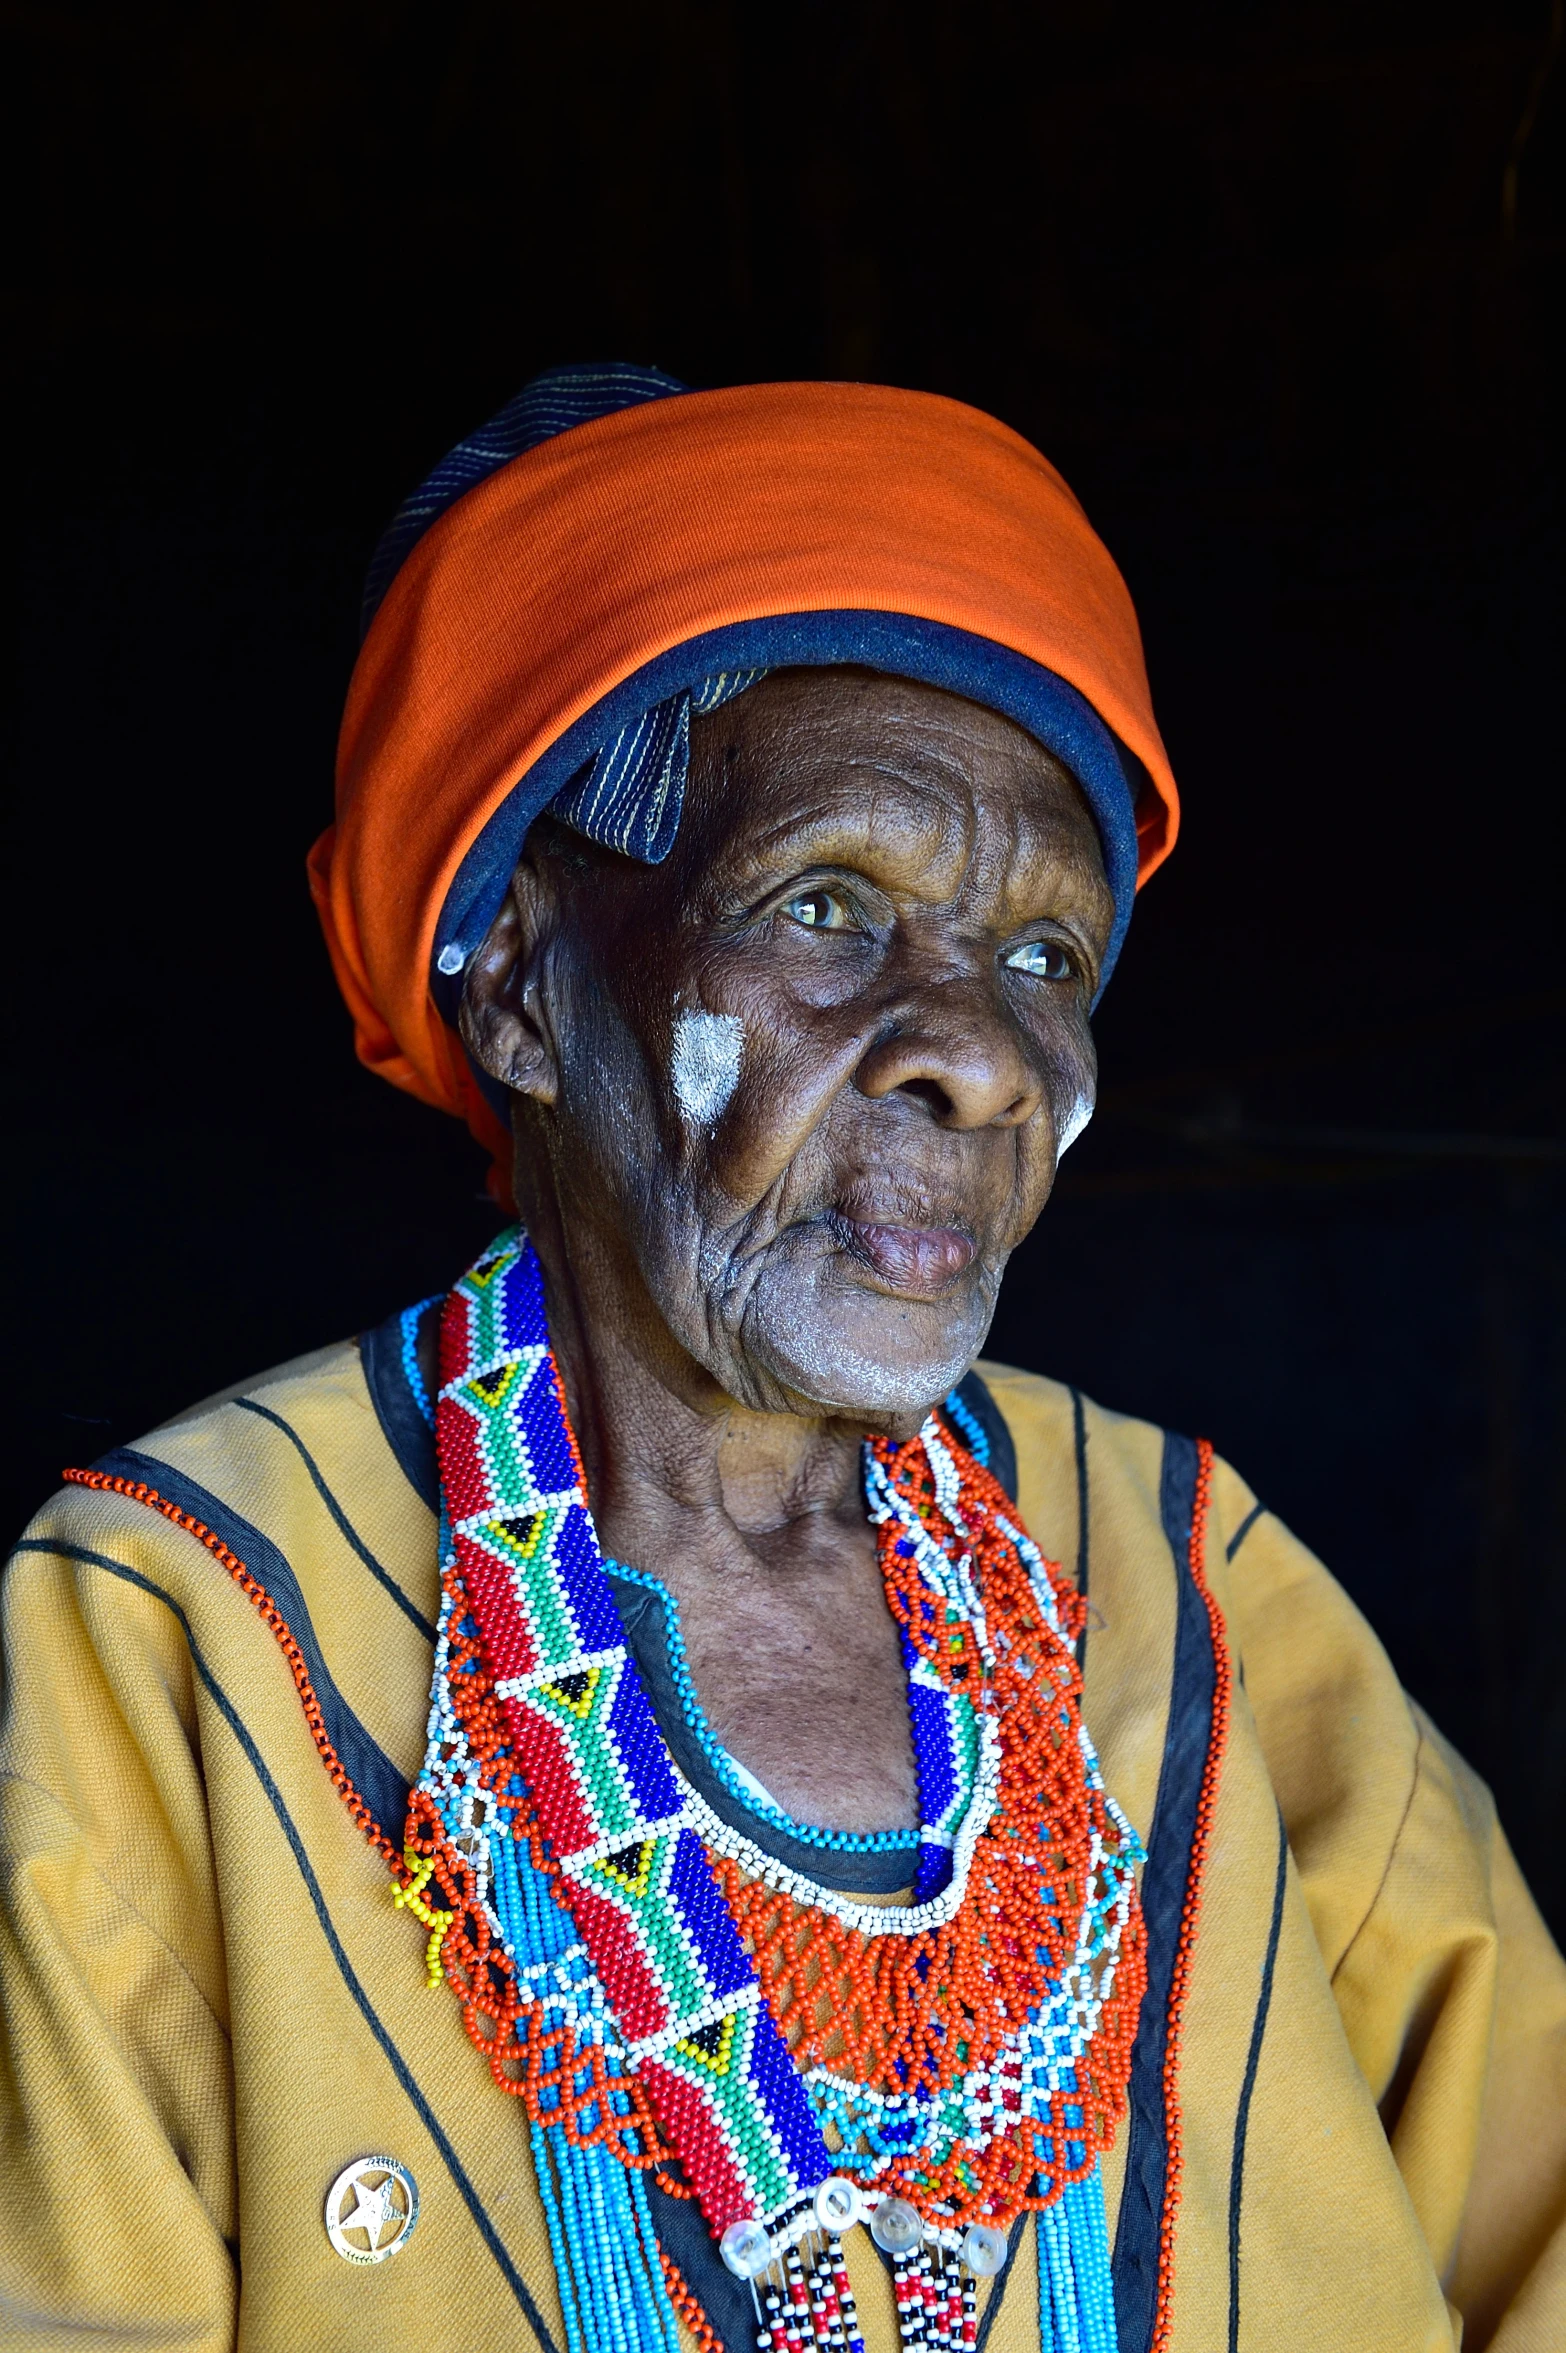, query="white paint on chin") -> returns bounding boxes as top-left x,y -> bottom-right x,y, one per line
770,1326 -> 977,1418
1056,1091 -> 1095,1156
671,1008 -> 744,1126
